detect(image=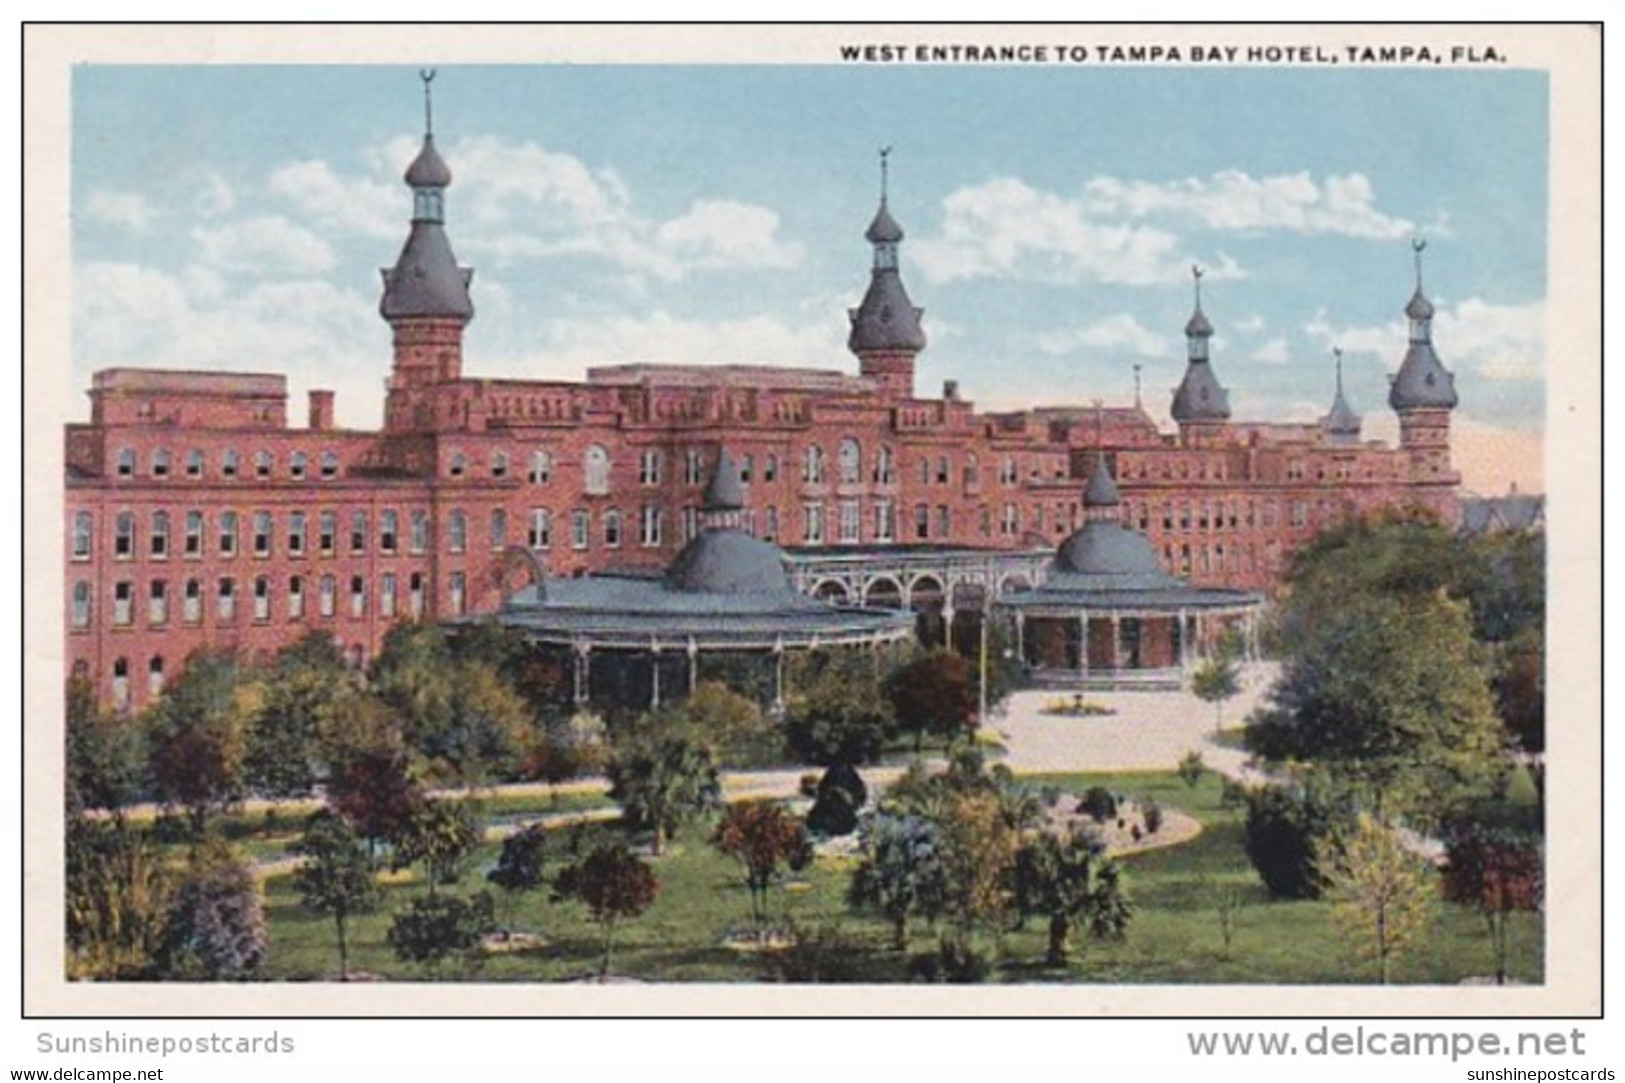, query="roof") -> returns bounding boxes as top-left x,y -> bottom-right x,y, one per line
1000,582 -> 1261,612
1323,384 -> 1362,435
1460,493 -> 1545,534
865,202 -> 905,244
1405,287 -> 1435,321
1083,456 -> 1122,508
664,530 -> 791,596
1185,306 -> 1214,337
1388,342 -> 1458,411
380,223 -> 475,322
1053,521 -> 1164,580
847,270 -> 927,354
1170,360 -> 1231,422
404,135 -> 453,188
703,448 -> 746,511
